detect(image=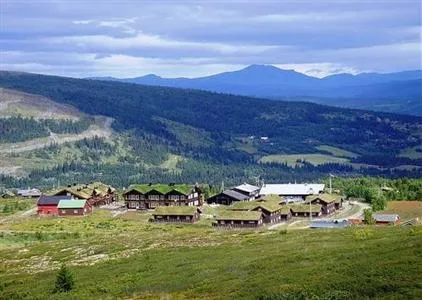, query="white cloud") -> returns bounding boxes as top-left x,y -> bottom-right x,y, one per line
276,63 -> 362,78
45,32 -> 282,55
